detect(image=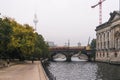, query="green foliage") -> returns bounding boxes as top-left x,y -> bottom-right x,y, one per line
90,39 -> 96,49
0,17 -> 49,60
34,33 -> 49,59
90,39 -> 96,59
0,18 -> 13,58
